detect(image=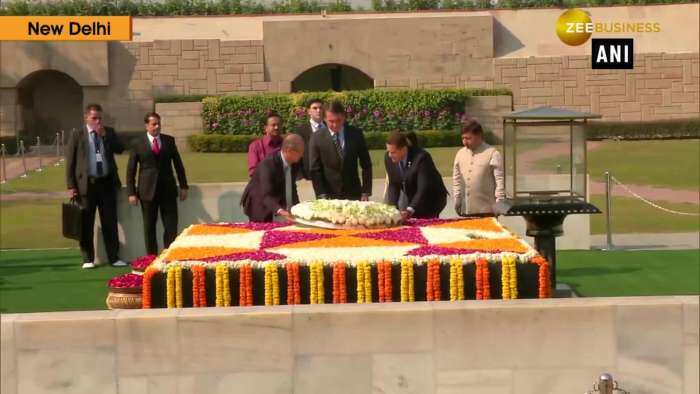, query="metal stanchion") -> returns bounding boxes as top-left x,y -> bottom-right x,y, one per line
54,132 -> 61,166
0,144 -> 7,184
59,129 -> 67,163
603,171 -> 614,250
19,139 -> 27,178
585,373 -> 629,394
35,136 -> 43,172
